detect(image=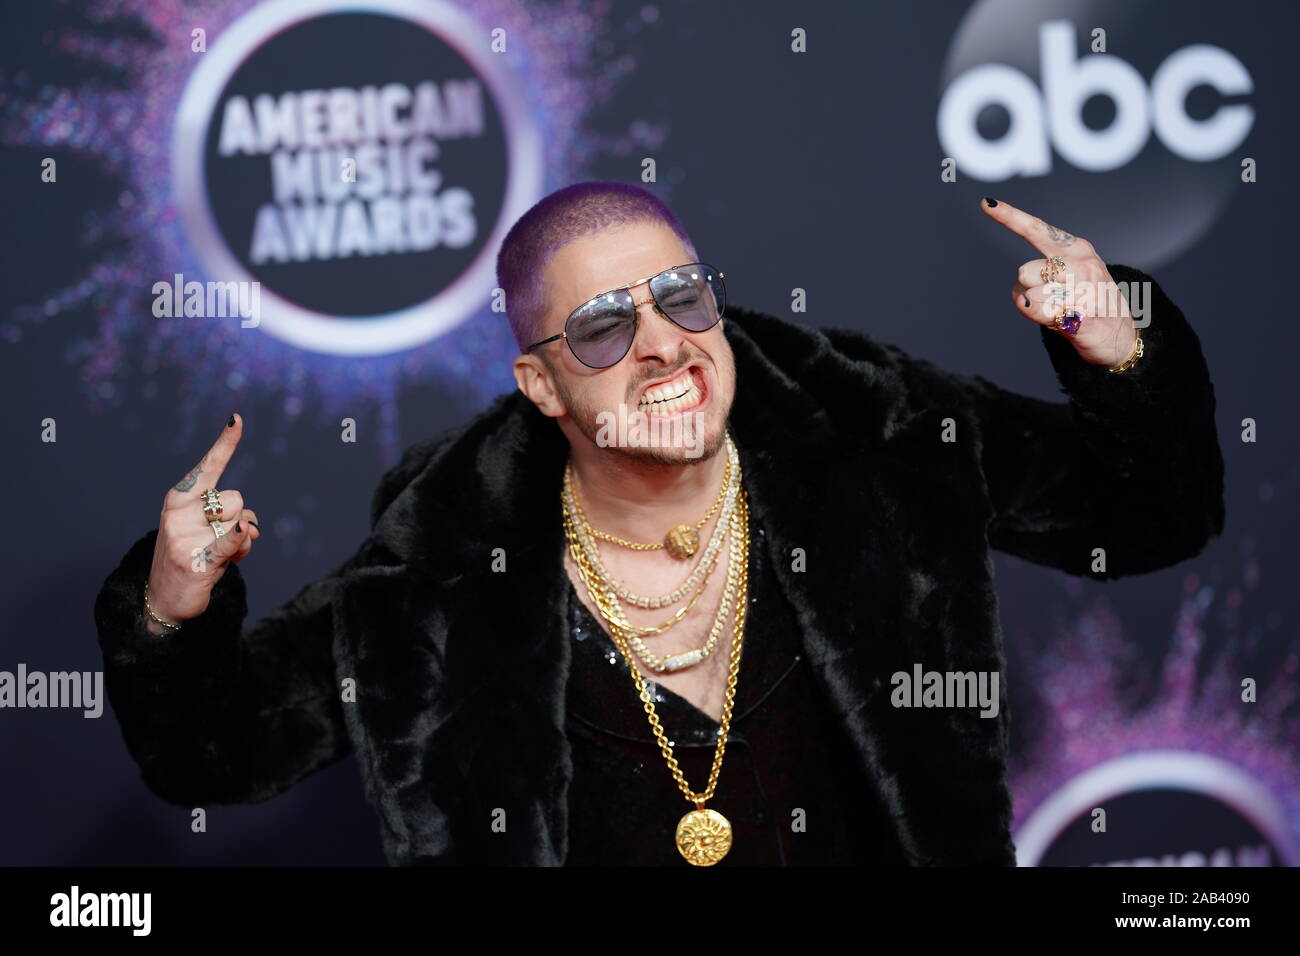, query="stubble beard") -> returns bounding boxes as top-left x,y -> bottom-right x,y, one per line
554,373 -> 731,468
